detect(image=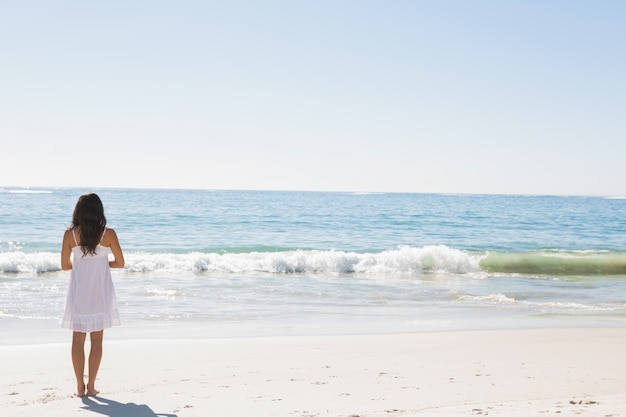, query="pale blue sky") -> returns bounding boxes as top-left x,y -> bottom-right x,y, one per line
1,1 -> 625,195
